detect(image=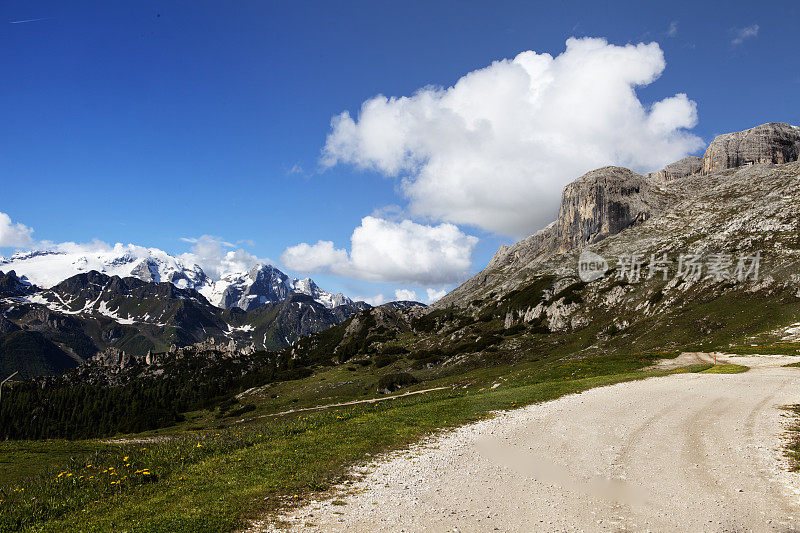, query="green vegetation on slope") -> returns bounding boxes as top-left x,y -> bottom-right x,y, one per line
0,330 -> 78,379
1,352 -> 693,532
699,364 -> 749,374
